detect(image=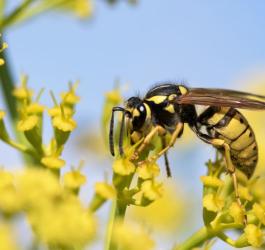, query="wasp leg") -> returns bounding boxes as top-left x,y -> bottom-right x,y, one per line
149,123 -> 184,162
210,139 -> 247,225
162,136 -> 171,177
130,125 -> 165,161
